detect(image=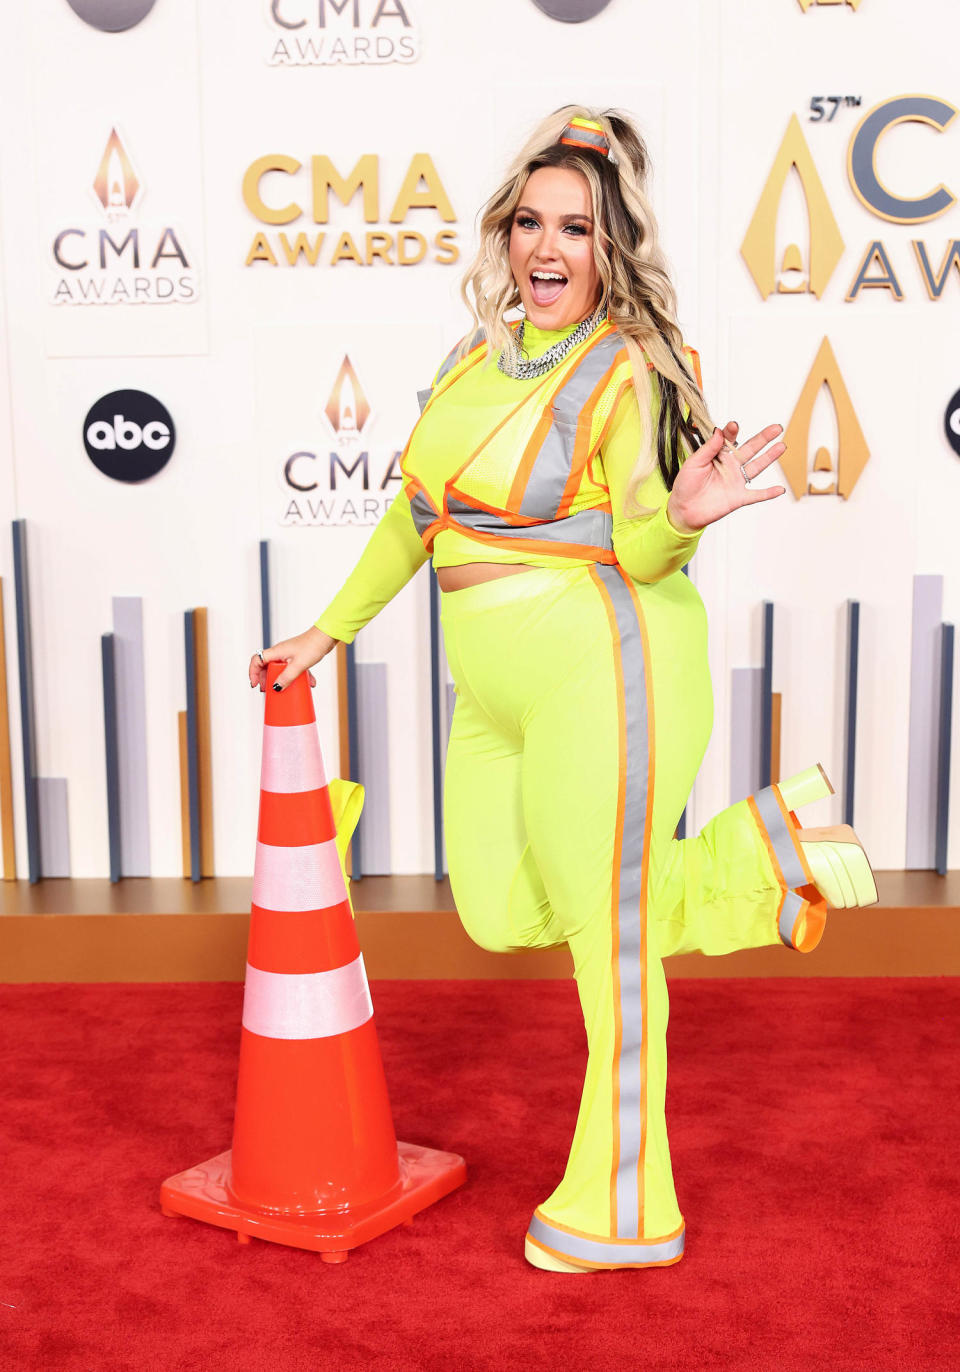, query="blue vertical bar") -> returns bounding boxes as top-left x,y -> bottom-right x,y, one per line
184,610 -> 201,884
844,600 -> 860,828
935,622 -> 954,877
429,568 -> 444,881
345,639 -> 361,879
11,520 -> 40,884
760,601 -> 774,789
259,539 -> 272,651
101,632 -> 122,884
